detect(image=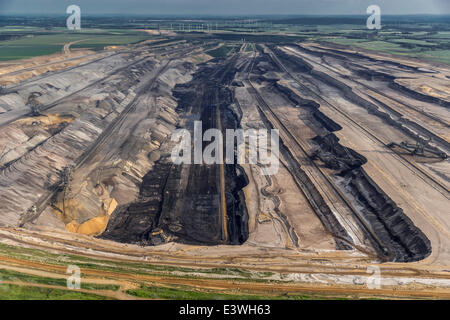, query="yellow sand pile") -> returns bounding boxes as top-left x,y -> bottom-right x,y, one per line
65,198 -> 117,236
